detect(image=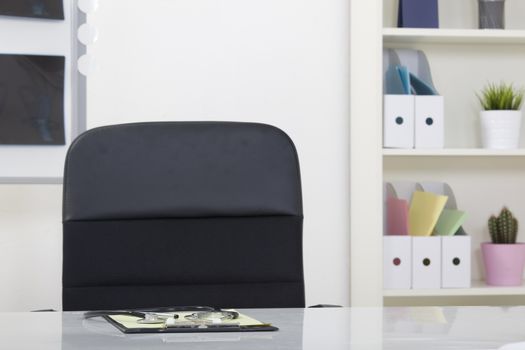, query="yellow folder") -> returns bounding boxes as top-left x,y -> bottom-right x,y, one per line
409,191 -> 448,236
